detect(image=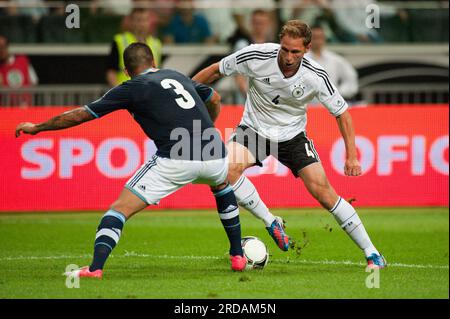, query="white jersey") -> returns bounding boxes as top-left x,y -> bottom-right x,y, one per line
219,43 -> 348,142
